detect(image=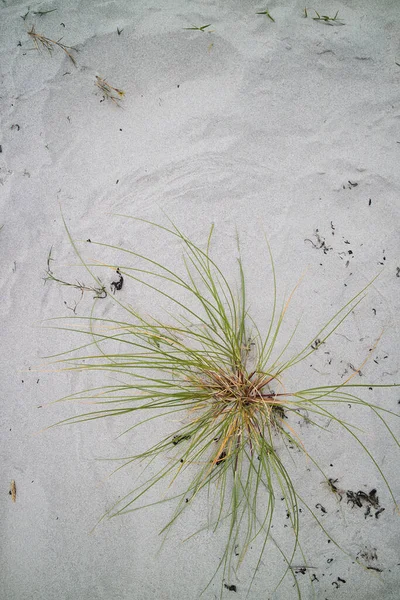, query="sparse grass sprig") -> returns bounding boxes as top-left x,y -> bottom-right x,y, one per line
47,218 -> 399,598
27,25 -> 77,65
183,24 -> 212,32
305,9 -> 345,25
256,8 -> 275,22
